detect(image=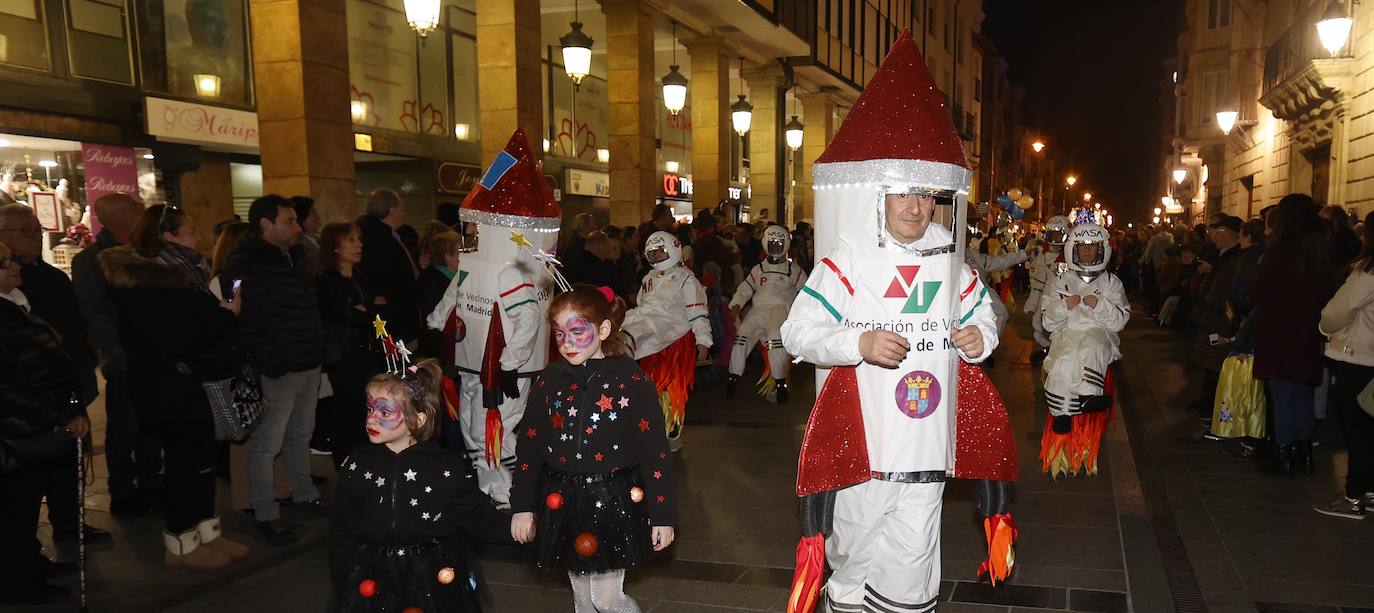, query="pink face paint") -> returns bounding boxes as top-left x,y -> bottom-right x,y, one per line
553,313 -> 604,365
366,396 -> 406,431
